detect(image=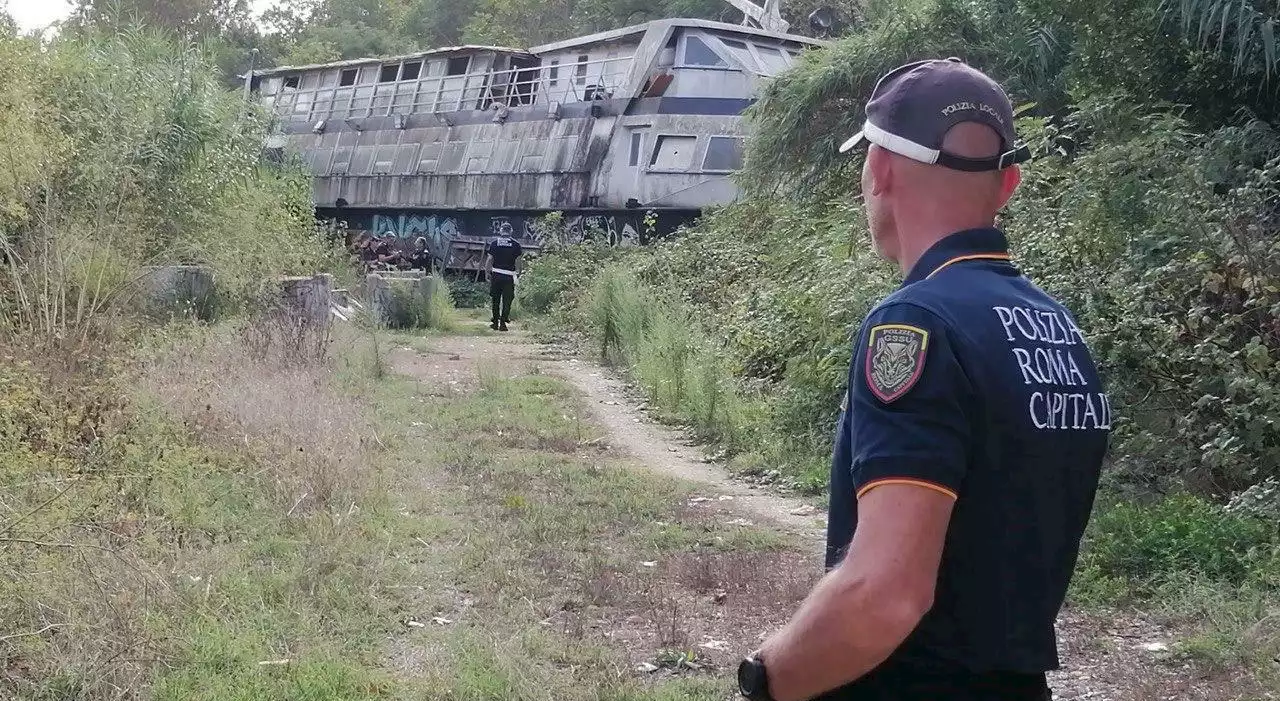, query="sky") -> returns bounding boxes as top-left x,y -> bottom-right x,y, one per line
5,0 -> 284,32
